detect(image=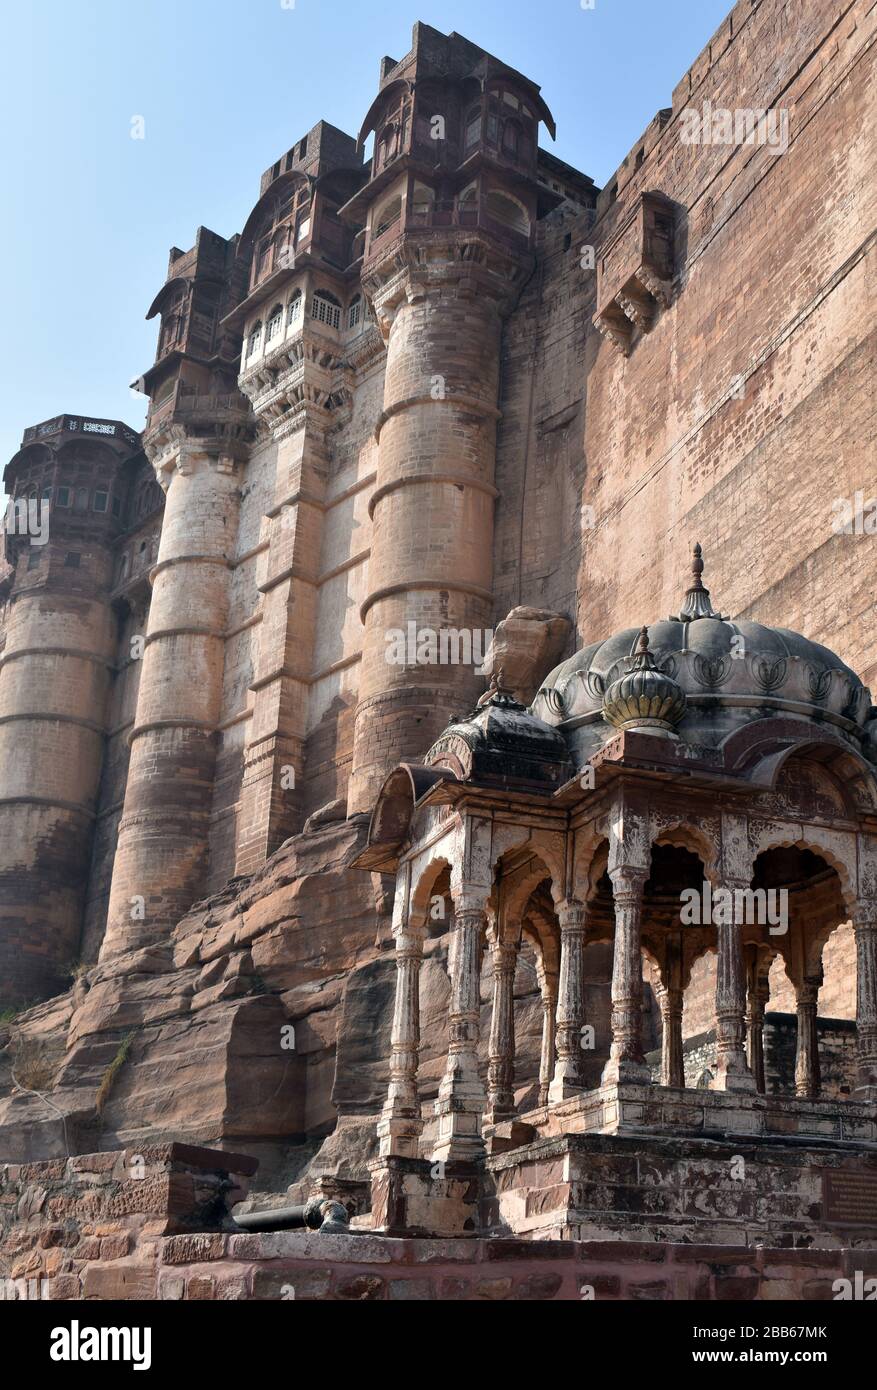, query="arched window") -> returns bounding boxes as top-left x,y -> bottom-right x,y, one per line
502,120 -> 521,157
247,321 -> 262,359
287,290 -> 303,326
378,123 -> 397,168
347,294 -> 362,330
255,236 -> 272,280
311,290 -> 341,330
485,189 -> 530,237
266,304 -> 283,343
374,195 -> 401,239
411,182 -> 435,222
